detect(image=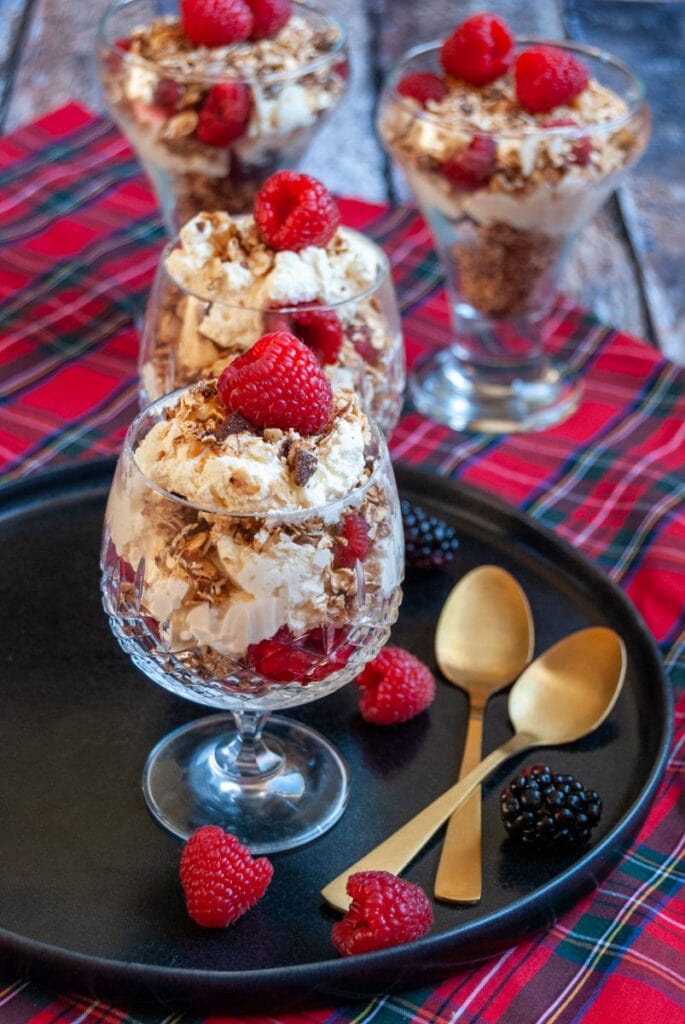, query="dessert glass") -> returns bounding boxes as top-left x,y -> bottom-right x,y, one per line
100,390 -> 403,852
96,0 -> 348,233
139,232 -> 406,435
378,40 -> 650,433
